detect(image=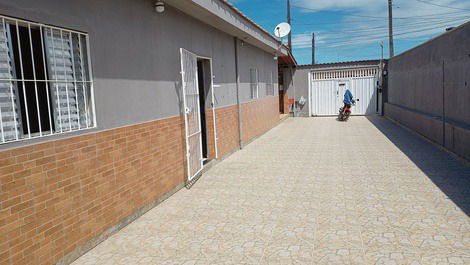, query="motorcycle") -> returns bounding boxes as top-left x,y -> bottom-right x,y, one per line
337,100 -> 356,121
